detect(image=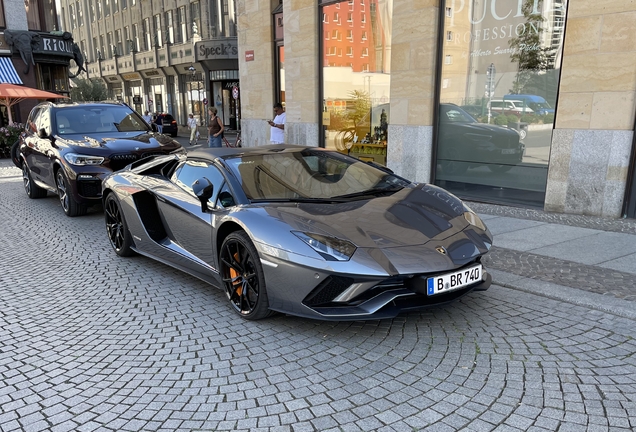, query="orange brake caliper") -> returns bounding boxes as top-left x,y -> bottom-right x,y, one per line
230,251 -> 243,296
